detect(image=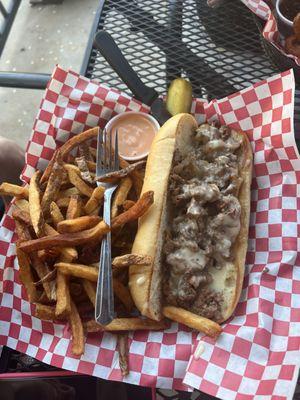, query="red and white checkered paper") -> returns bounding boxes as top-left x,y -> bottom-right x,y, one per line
1,66 -> 300,399
241,0 -> 300,66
